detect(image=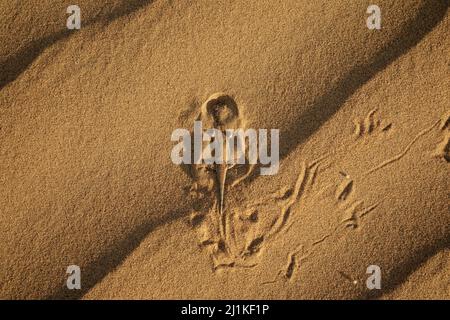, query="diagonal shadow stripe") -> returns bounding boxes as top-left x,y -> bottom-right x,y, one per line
362,238 -> 450,300
238,0 -> 448,186
279,0 -> 449,159
0,0 -> 156,90
45,208 -> 188,300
